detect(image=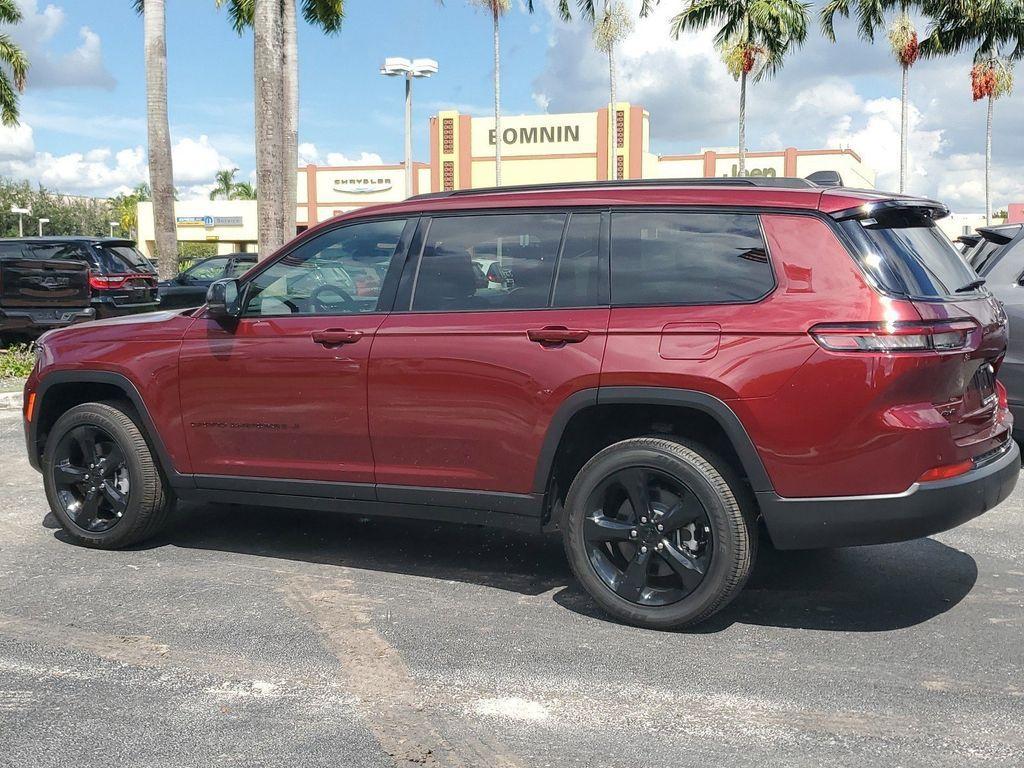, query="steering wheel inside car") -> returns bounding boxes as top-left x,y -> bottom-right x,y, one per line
310,283 -> 358,313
